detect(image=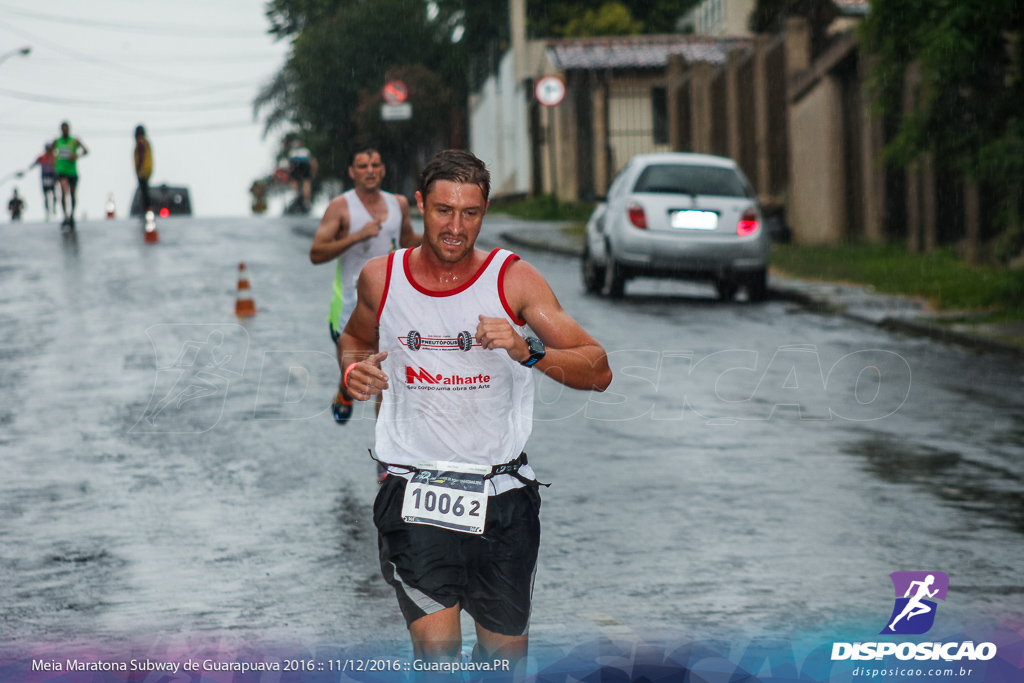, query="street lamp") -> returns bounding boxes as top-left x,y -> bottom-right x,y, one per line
0,46 -> 31,66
